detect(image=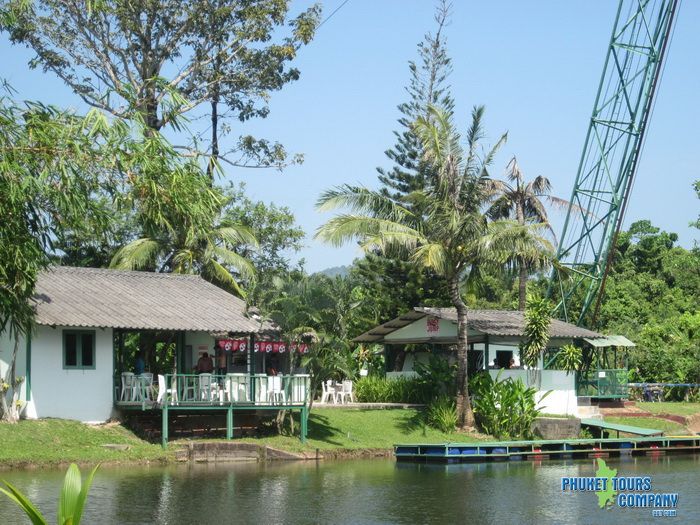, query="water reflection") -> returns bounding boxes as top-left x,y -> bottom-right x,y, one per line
0,456 -> 697,524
